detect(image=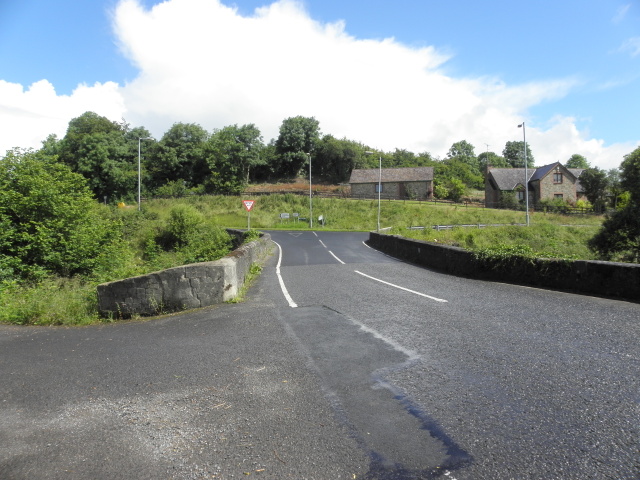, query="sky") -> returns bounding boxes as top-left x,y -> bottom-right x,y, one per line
1,0 -> 638,170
